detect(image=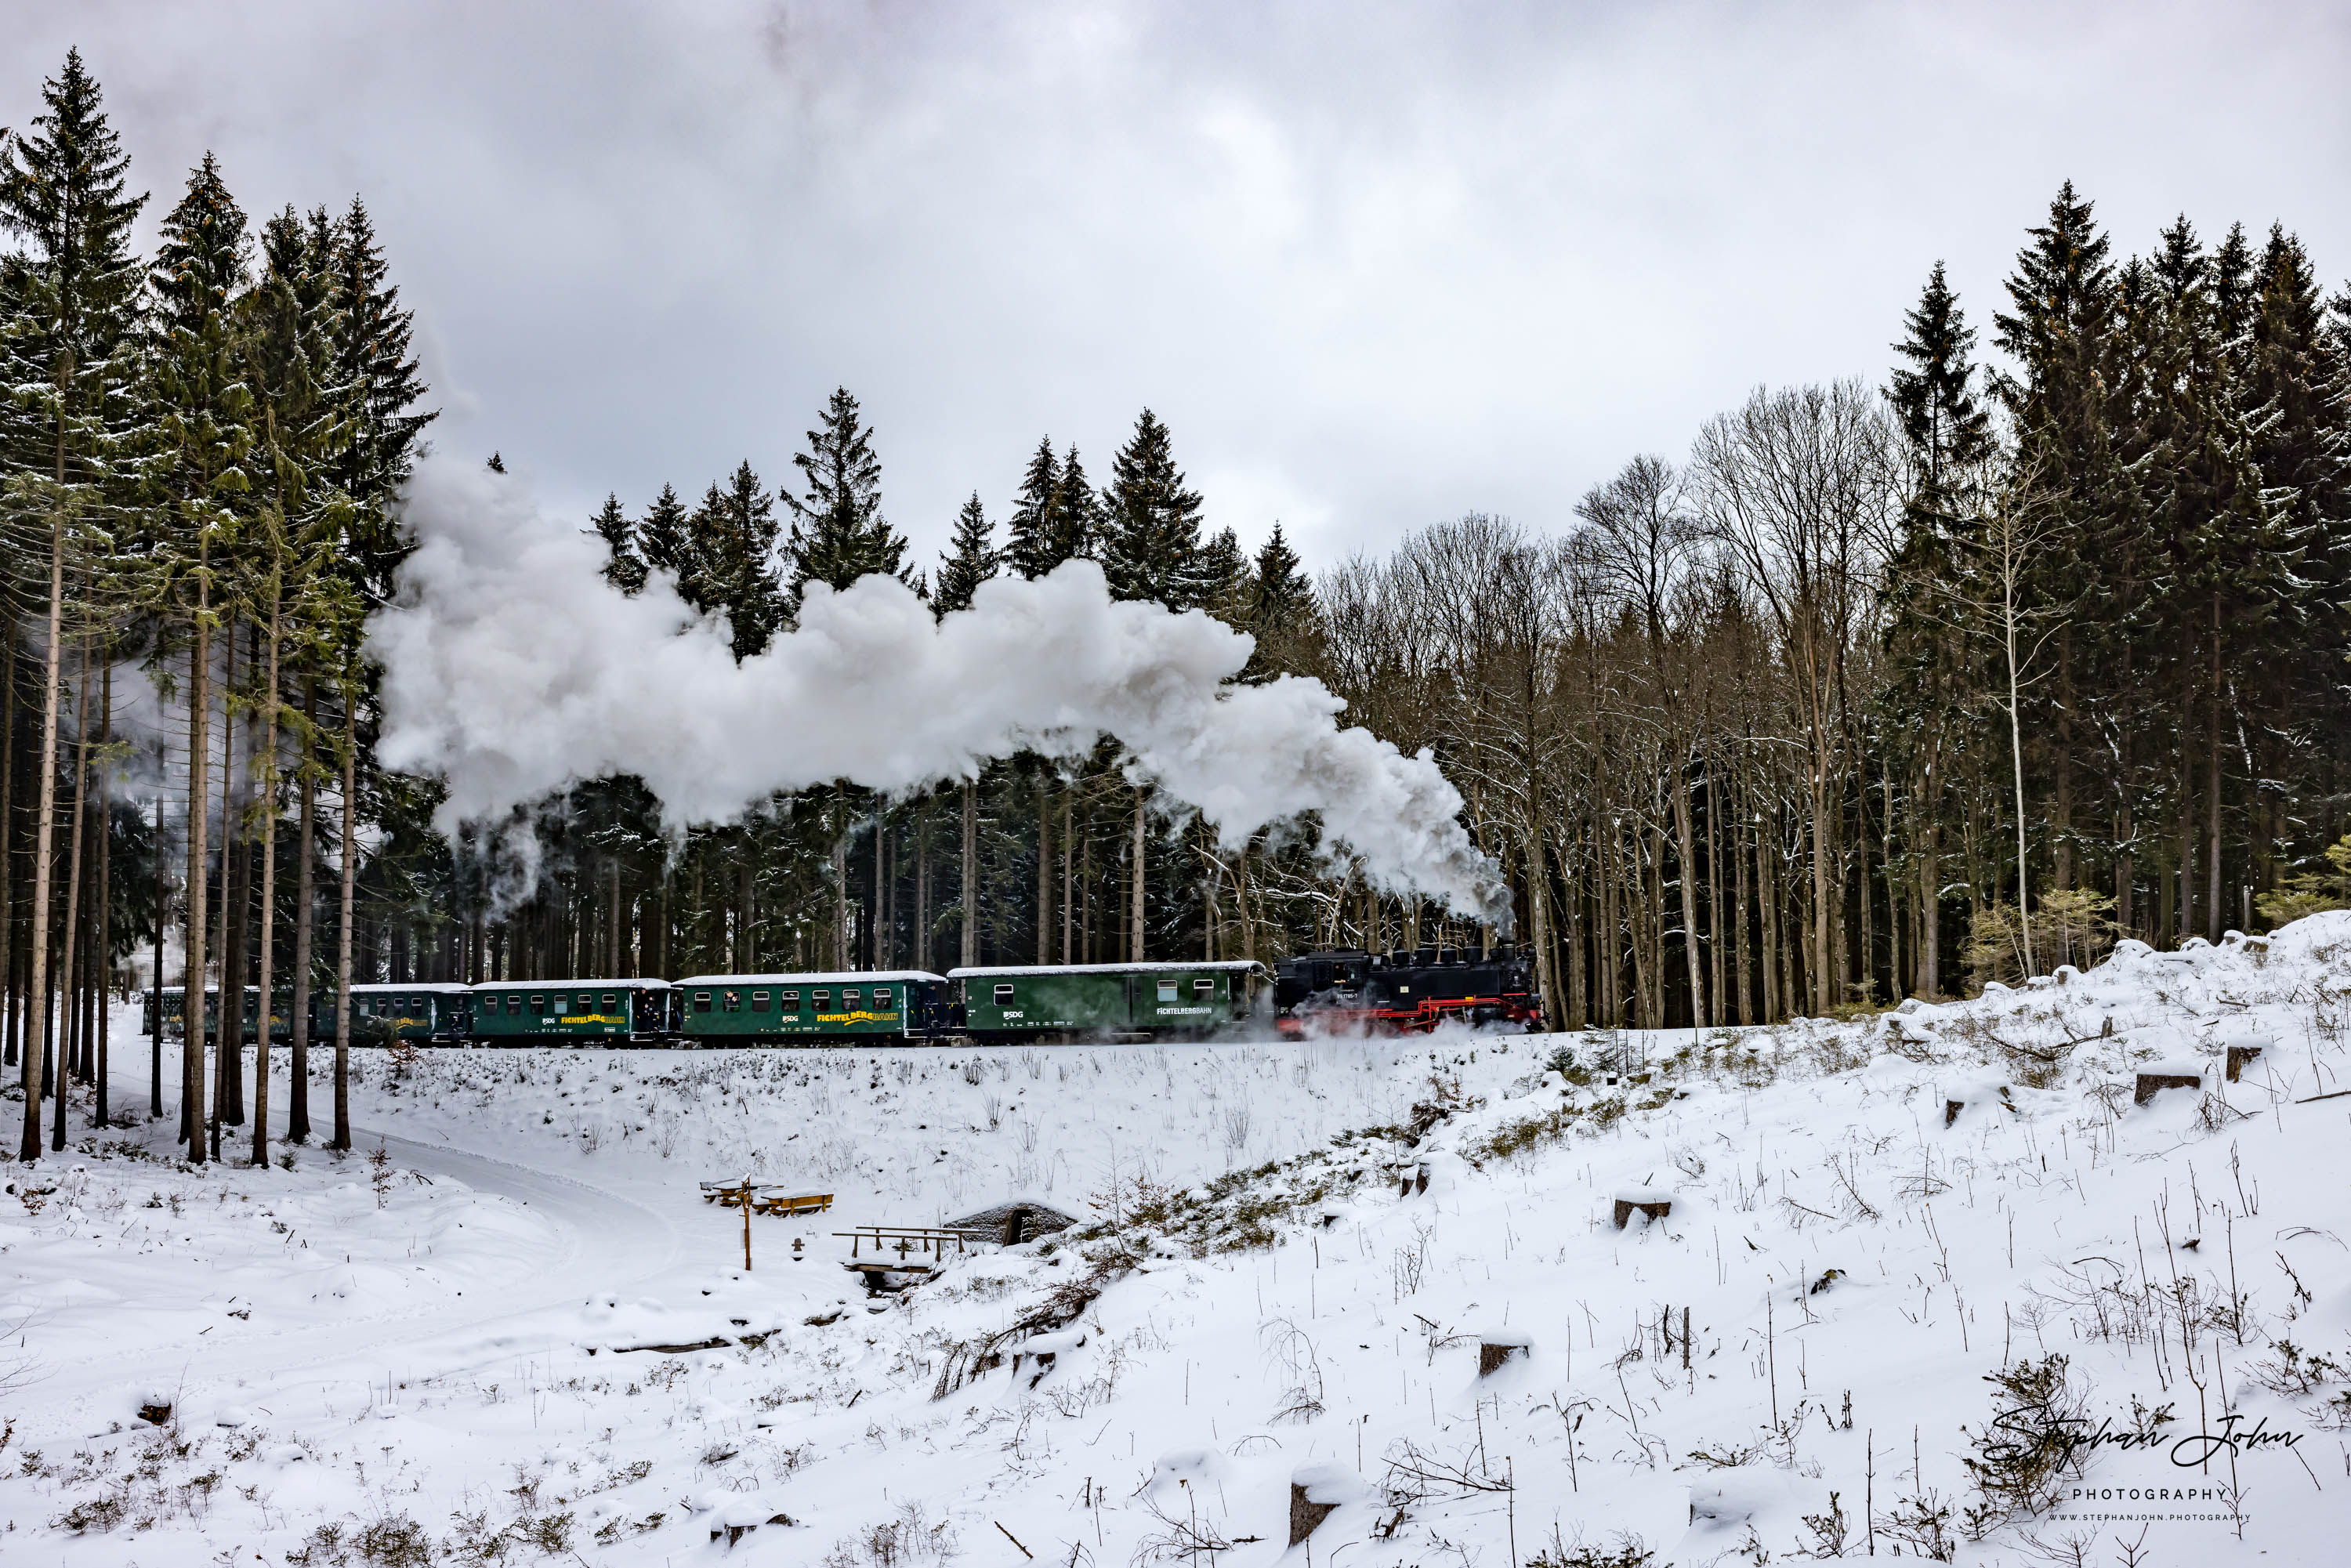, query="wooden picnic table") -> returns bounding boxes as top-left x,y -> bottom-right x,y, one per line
699,1181 -> 833,1217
